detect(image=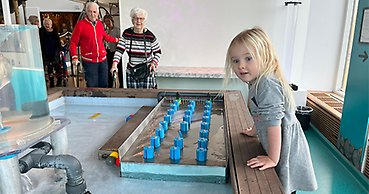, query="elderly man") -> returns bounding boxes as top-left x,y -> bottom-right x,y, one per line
70,2 -> 118,88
